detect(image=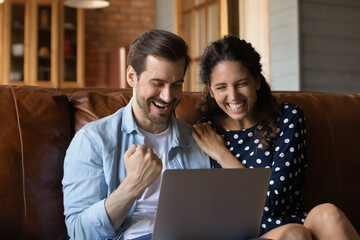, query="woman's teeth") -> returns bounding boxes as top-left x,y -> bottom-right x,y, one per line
229,102 -> 245,110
